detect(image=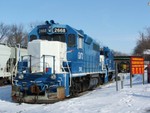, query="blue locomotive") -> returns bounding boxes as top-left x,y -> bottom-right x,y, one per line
12,20 -> 115,103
